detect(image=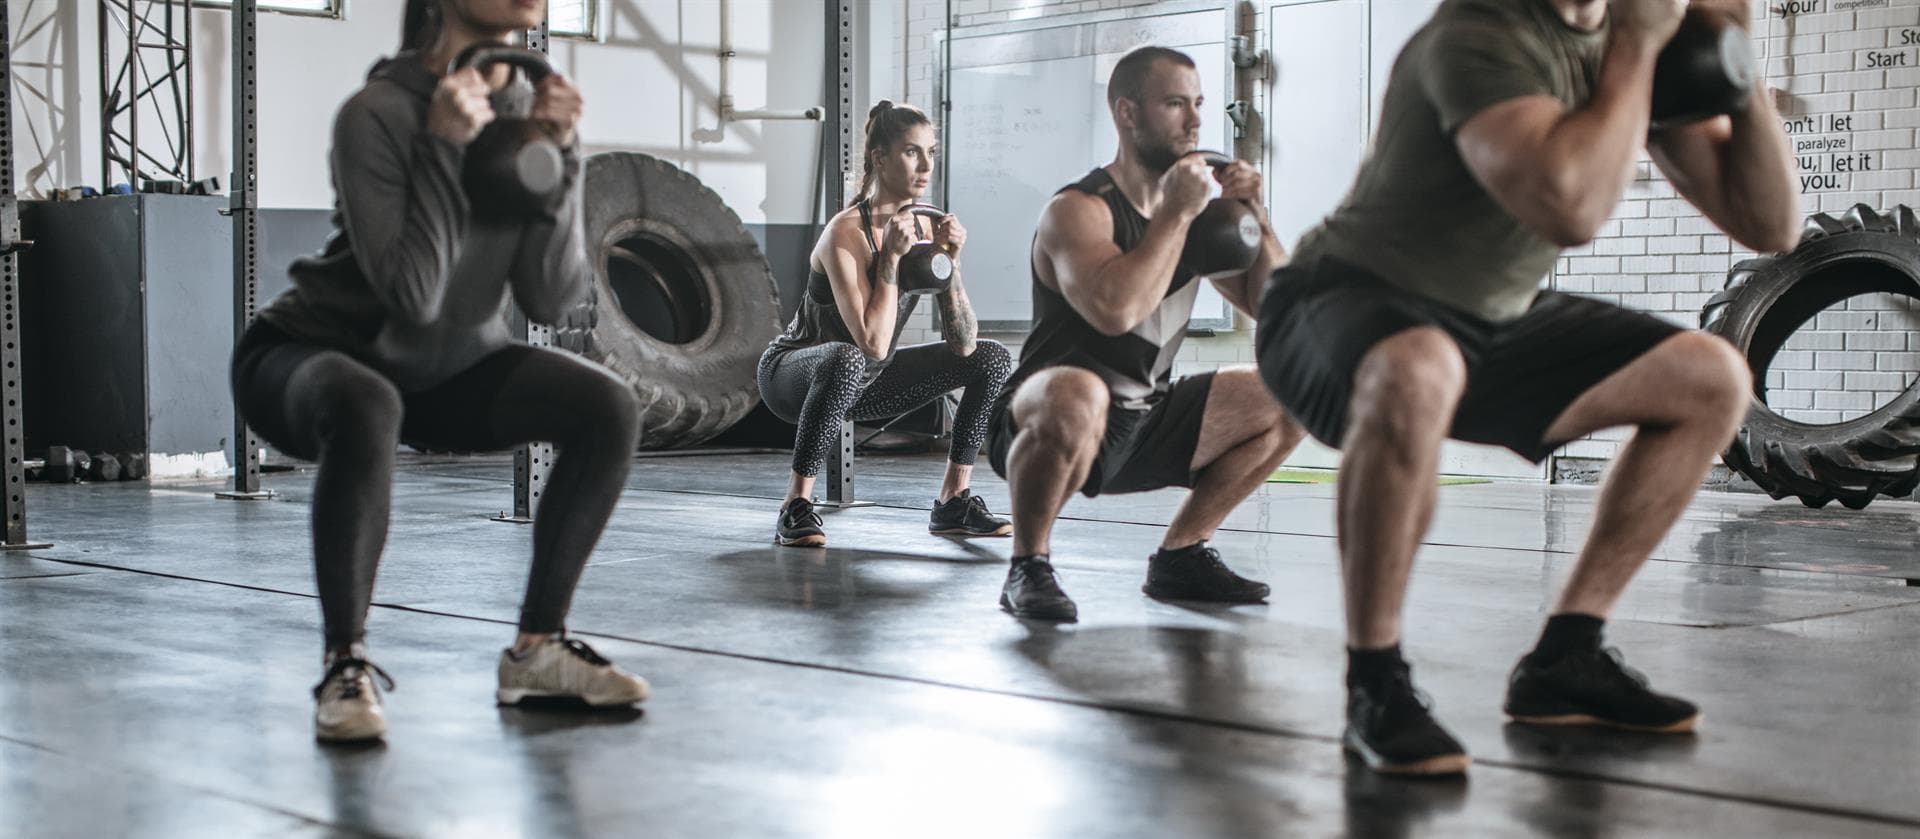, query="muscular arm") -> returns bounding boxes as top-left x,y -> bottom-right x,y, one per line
1453,36 -> 1664,247
818,220 -> 901,359
1035,190 -> 1197,336
1648,91 -> 1799,253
